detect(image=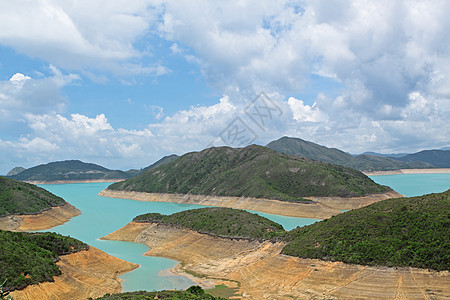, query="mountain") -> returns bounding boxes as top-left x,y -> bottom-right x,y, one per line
6,167 -> 26,176
107,145 -> 391,201
360,151 -> 408,158
266,137 -> 433,171
0,176 -> 67,217
390,150 -> 450,168
142,154 -> 179,172
9,160 -> 131,182
282,189 -> 450,271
